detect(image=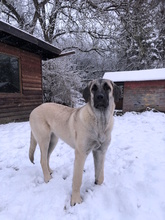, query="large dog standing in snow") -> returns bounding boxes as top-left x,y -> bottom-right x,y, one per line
29,79 -> 120,206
